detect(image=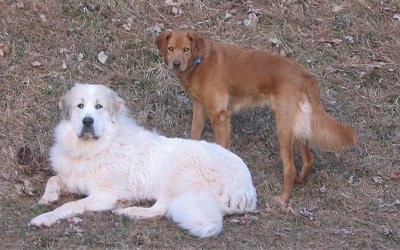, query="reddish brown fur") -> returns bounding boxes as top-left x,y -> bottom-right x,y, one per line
156,30 -> 358,204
